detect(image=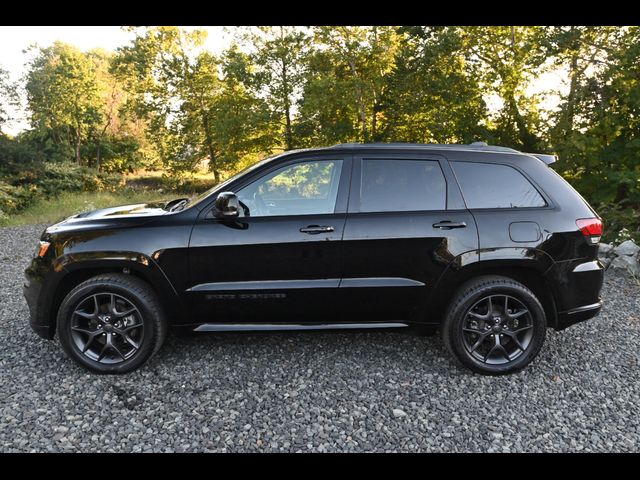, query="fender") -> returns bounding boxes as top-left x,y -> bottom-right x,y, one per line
420,247 -> 558,324
48,250 -> 185,326
433,247 -> 556,291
